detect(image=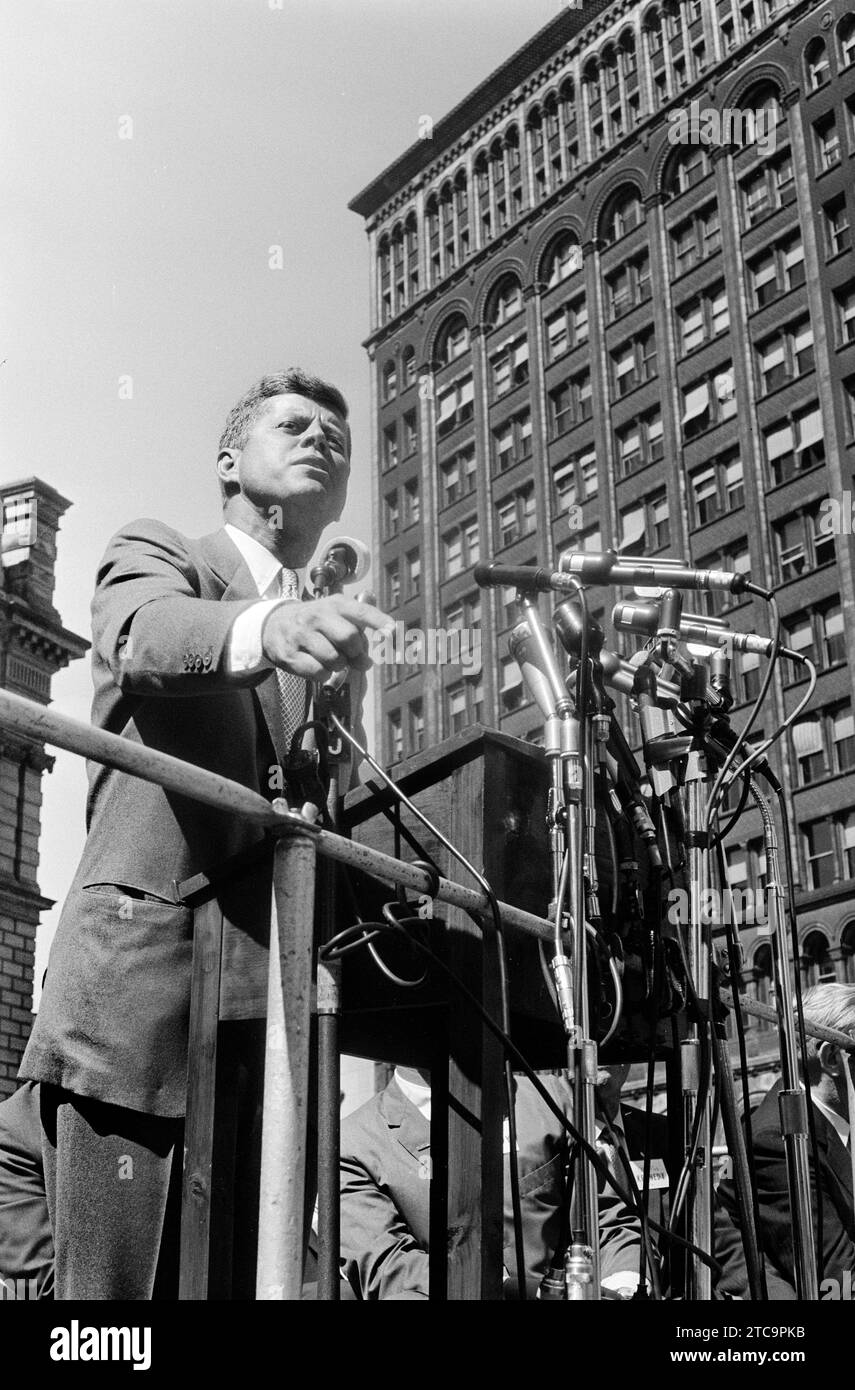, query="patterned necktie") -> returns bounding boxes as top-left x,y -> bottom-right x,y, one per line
275,567 -> 305,756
